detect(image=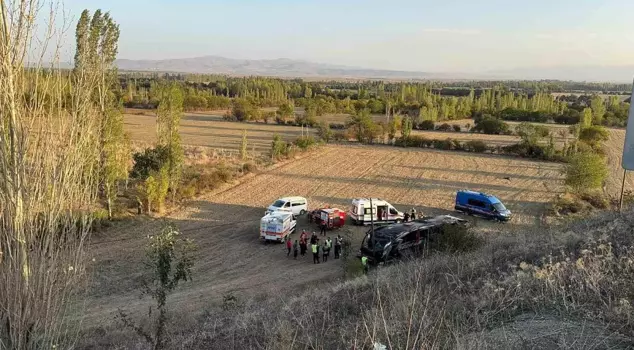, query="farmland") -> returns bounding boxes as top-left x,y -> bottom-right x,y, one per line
83,143 -> 565,333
